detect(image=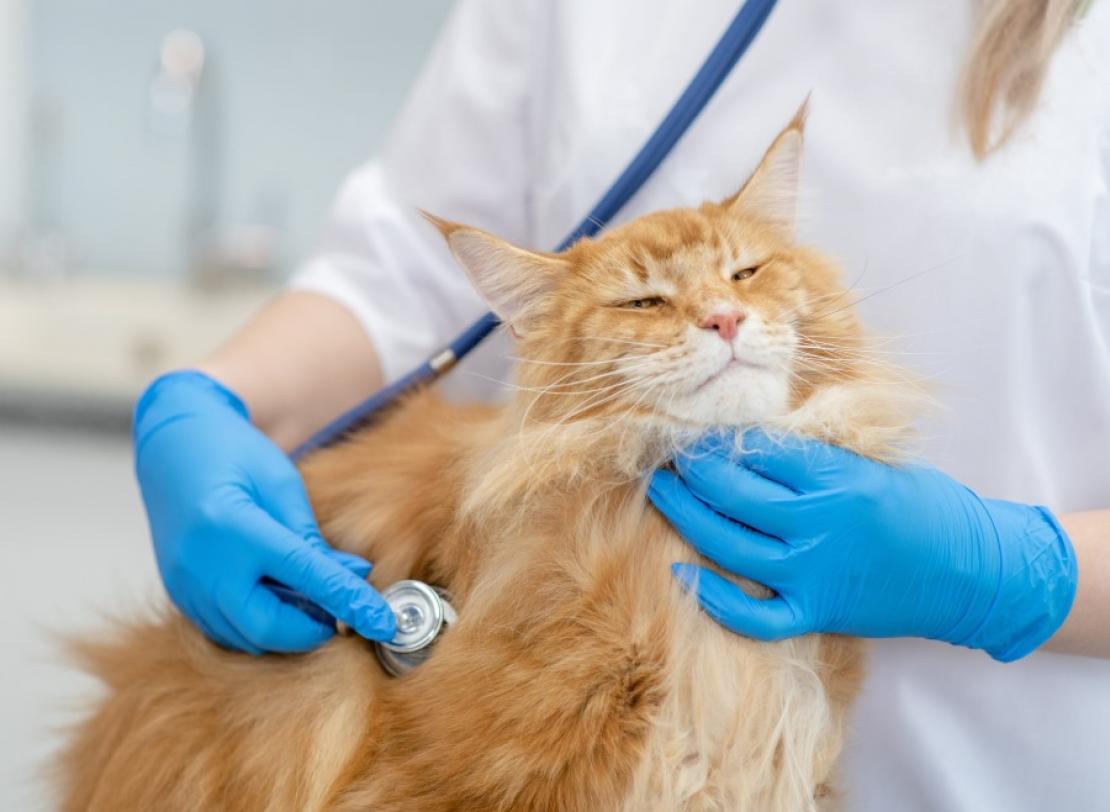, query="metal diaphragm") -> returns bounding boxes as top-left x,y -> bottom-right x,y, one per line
374,580 -> 456,677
